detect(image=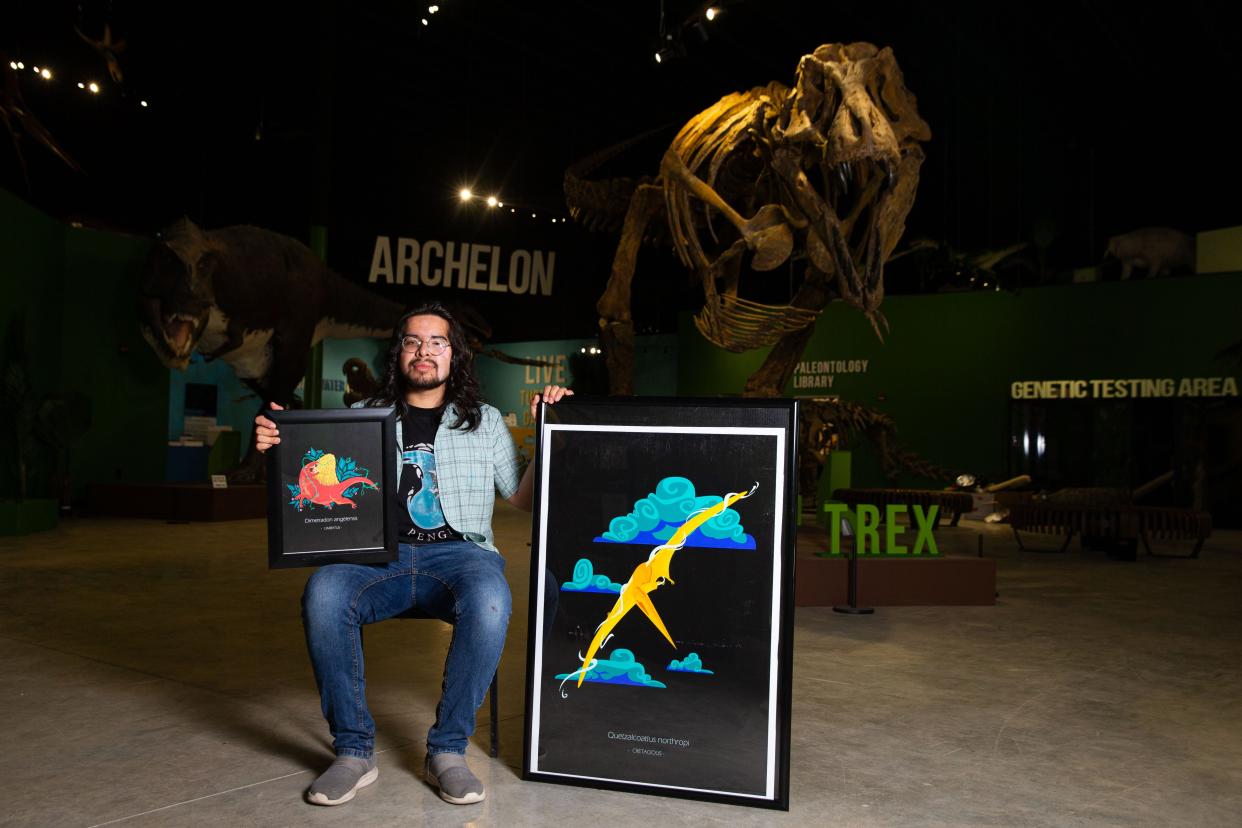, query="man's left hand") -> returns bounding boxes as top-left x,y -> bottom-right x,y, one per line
530,384 -> 573,420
